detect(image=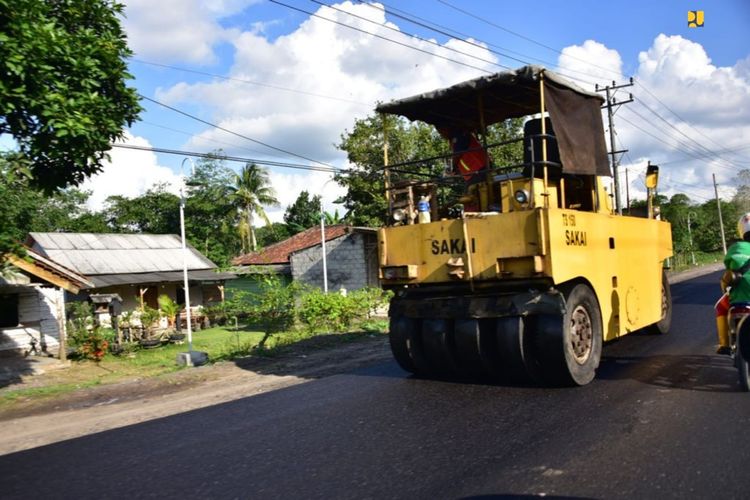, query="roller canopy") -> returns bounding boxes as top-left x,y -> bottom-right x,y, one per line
376,65 -> 611,177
